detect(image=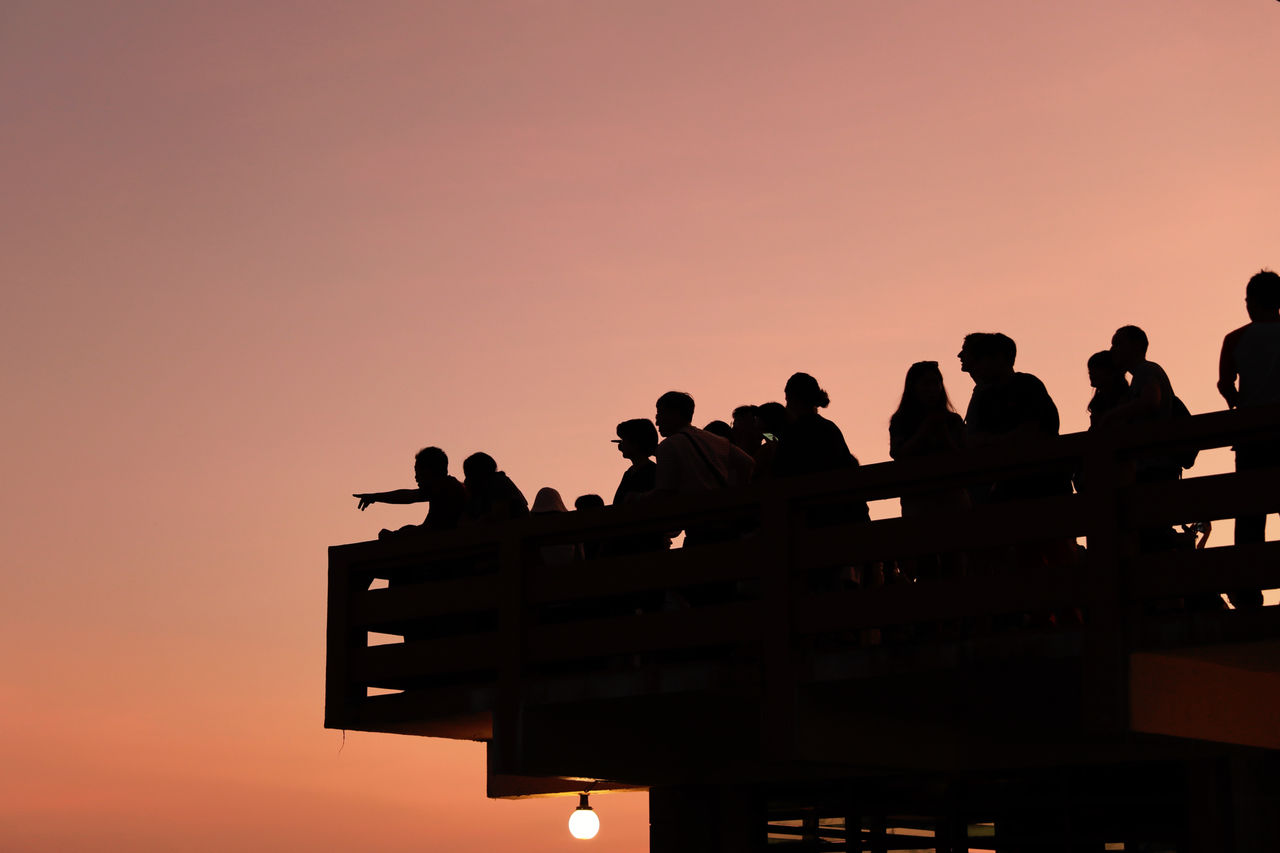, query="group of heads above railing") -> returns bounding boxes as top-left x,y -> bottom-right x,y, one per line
351,270 -> 1279,557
